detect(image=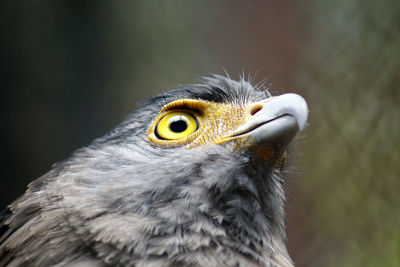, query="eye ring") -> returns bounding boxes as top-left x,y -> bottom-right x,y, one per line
155,111 -> 198,140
